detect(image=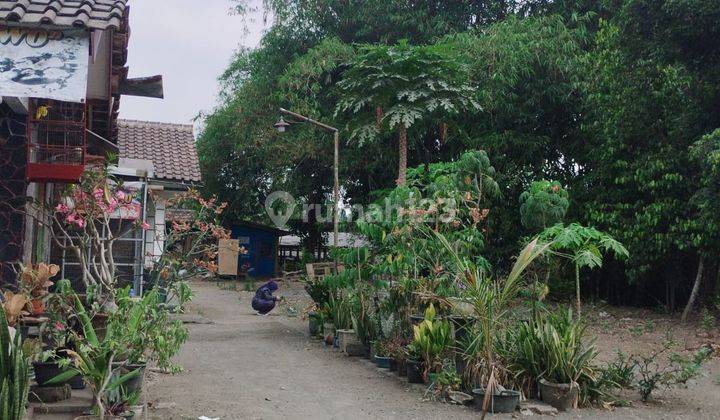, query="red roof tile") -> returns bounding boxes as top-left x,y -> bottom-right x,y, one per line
0,0 -> 127,30
118,119 -> 202,184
